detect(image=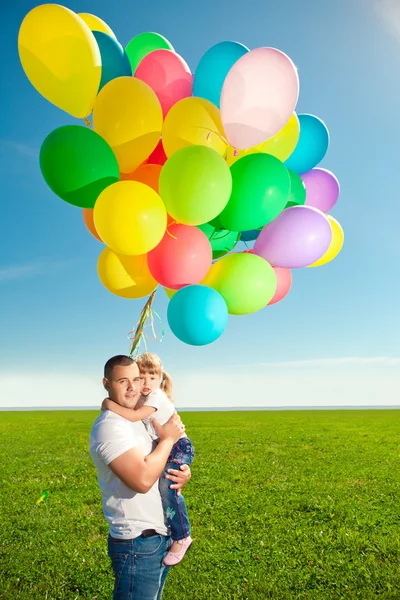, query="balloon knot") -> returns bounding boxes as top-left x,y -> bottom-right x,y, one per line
83,117 -> 92,129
